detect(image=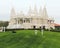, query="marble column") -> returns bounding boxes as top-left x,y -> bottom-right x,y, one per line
16,18 -> 18,28
30,18 -> 31,23
23,18 -> 24,23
